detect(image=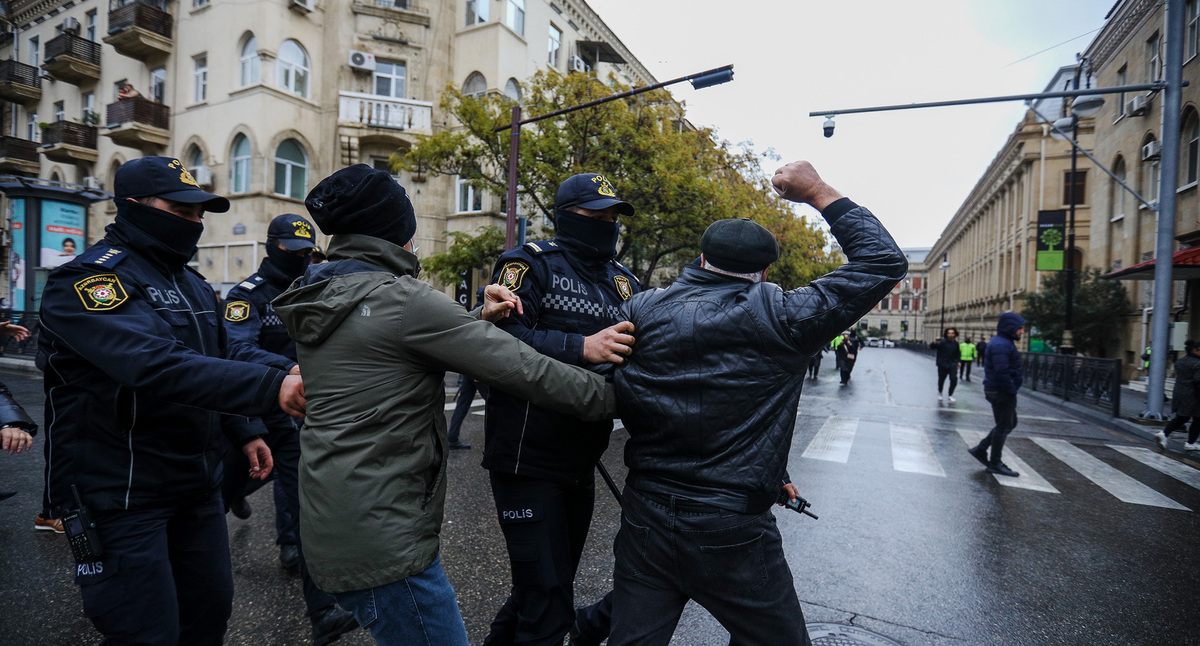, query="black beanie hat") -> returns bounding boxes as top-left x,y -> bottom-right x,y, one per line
304,164 -> 416,248
700,218 -> 780,273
